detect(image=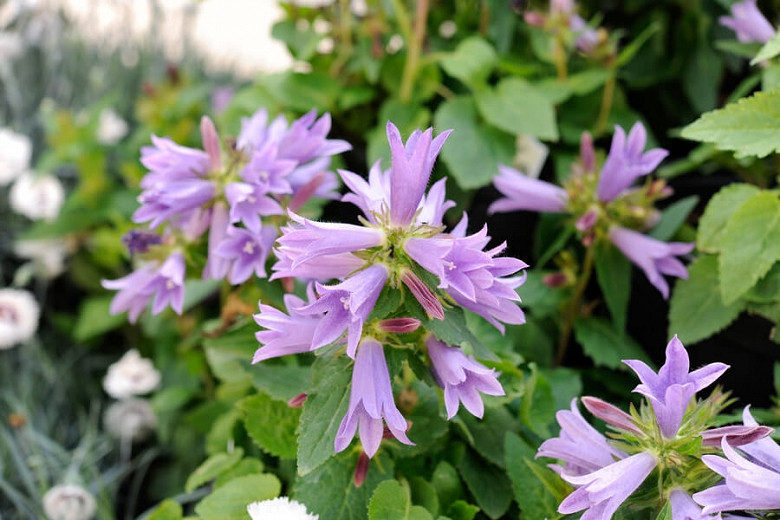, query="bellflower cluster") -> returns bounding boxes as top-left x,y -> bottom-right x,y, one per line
719,0 -> 775,45
490,122 -> 694,299
103,108 -> 349,322
252,122 -> 525,457
537,335 -> 780,519
523,0 -> 602,54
